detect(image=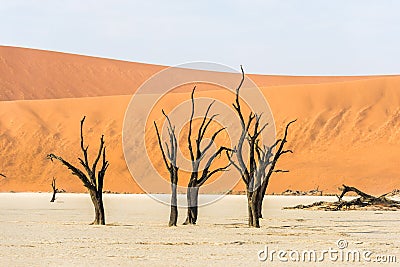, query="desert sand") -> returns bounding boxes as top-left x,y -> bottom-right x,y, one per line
0,46 -> 399,267
0,46 -> 400,195
0,193 -> 398,266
